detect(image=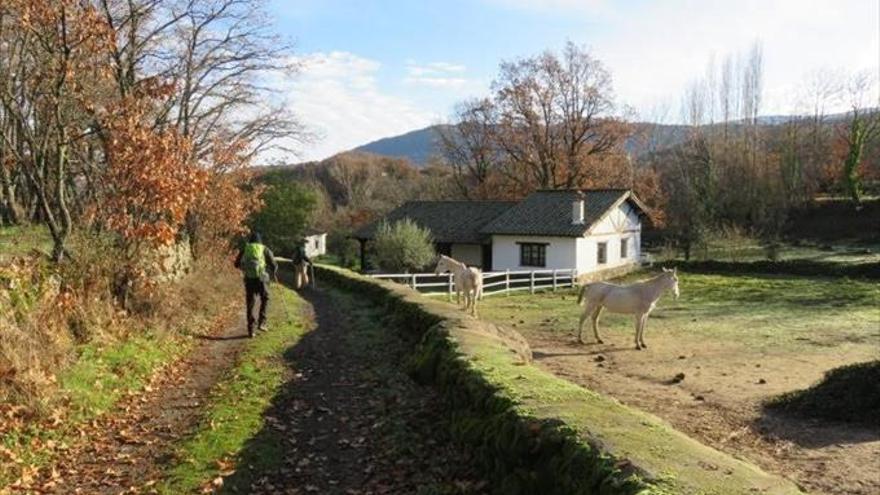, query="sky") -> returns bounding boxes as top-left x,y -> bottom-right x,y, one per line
265,0 -> 880,162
